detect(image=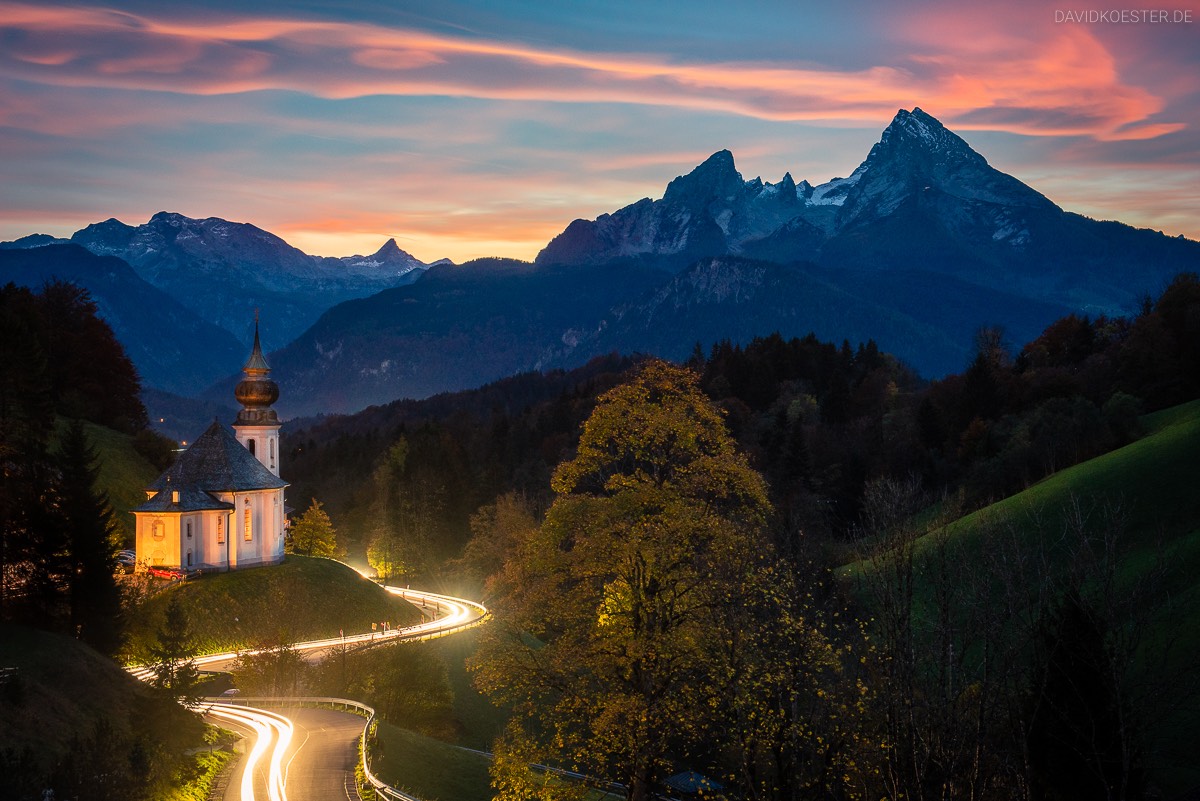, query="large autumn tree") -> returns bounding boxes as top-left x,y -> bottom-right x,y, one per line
471,360 -> 775,801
